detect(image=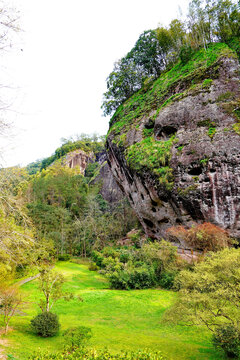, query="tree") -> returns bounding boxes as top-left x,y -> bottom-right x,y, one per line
164,248 -> 240,354
0,286 -> 24,334
38,267 -> 74,312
